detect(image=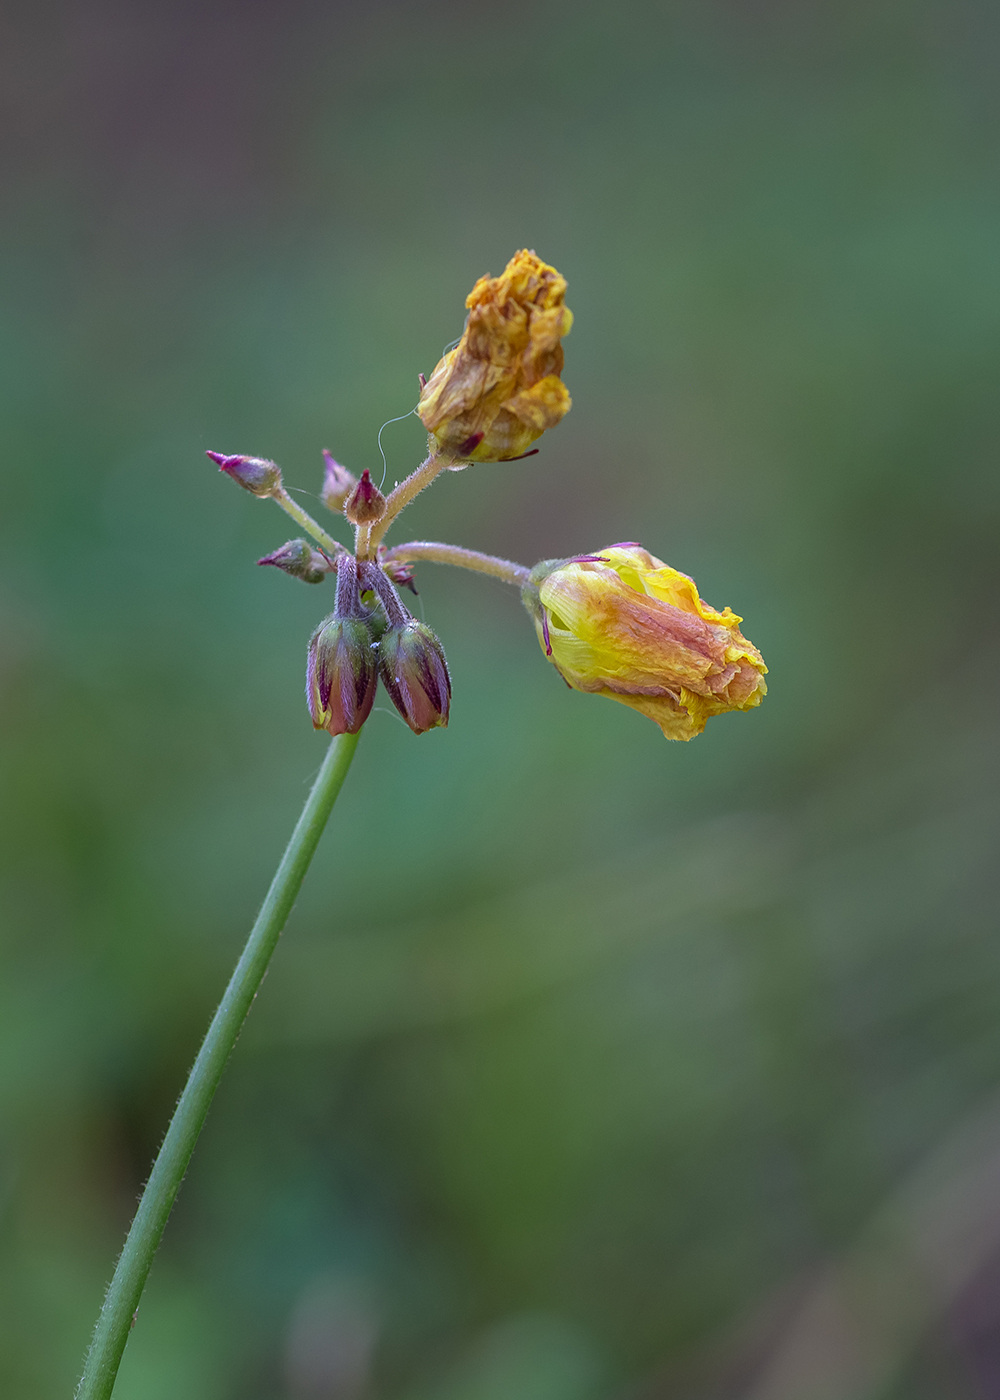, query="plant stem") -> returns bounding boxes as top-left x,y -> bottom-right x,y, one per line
271,486 -> 346,557
76,731 -> 362,1400
361,453 -> 445,558
381,540 -> 530,587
